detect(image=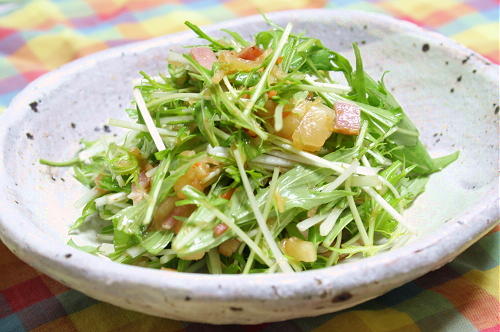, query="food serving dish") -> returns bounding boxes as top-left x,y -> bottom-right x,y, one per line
0,9 -> 497,324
